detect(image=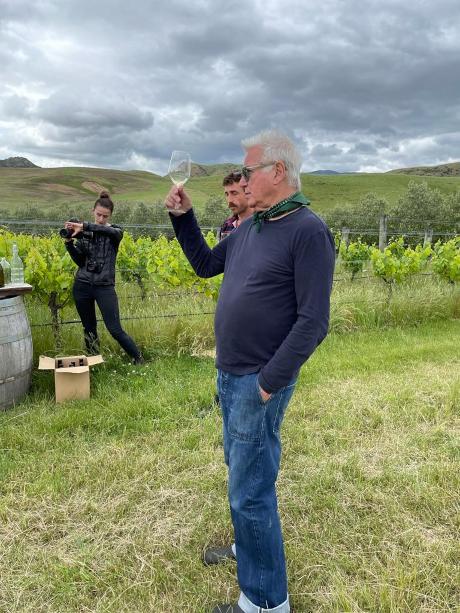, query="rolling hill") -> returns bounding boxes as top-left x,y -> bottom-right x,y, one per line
388,162 -> 460,176
190,162 -> 239,177
0,162 -> 459,217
